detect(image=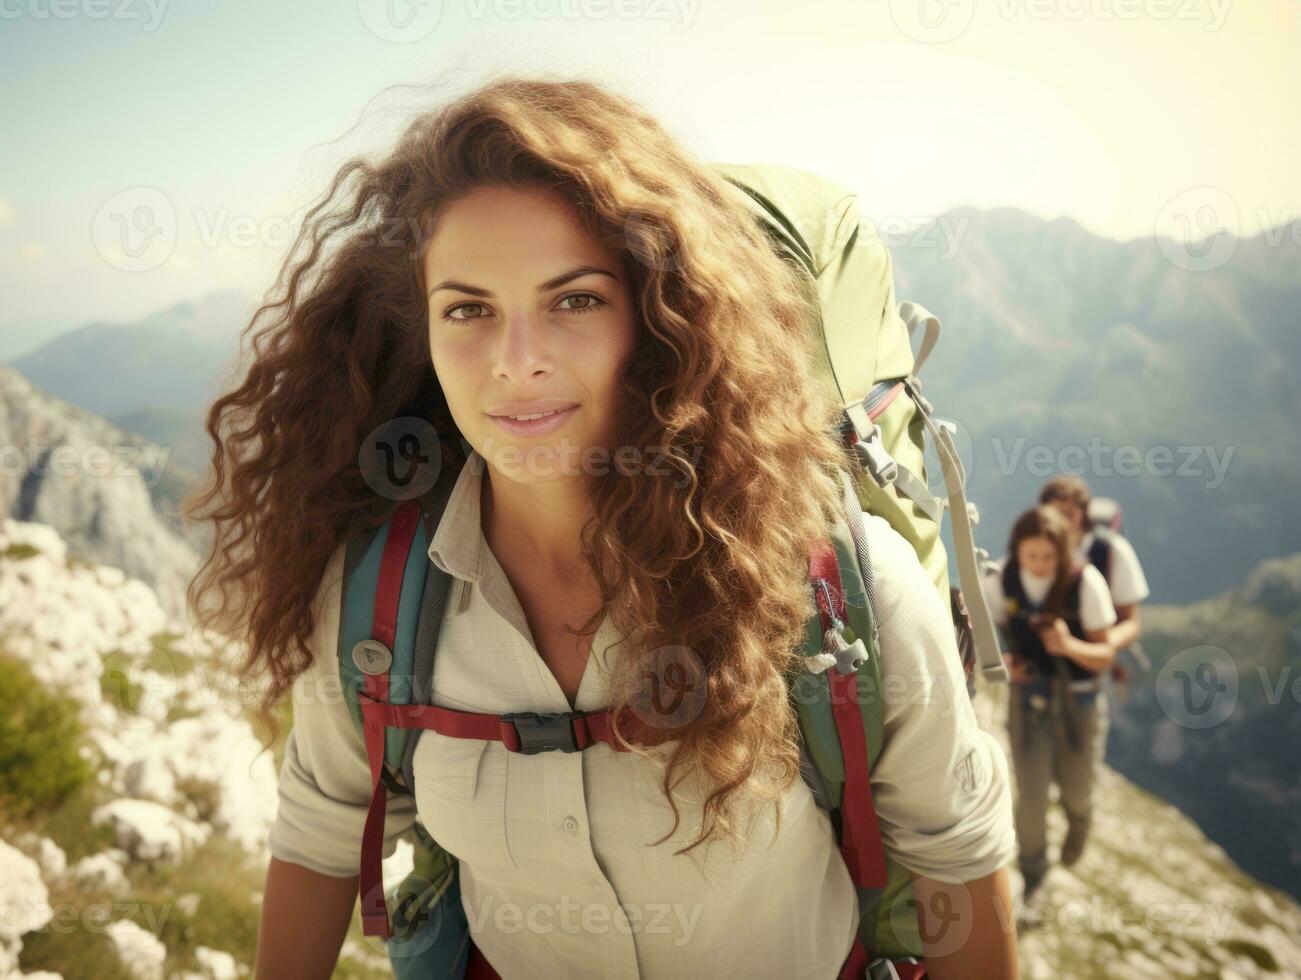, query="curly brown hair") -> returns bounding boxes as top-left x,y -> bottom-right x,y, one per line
183,72 -> 855,859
